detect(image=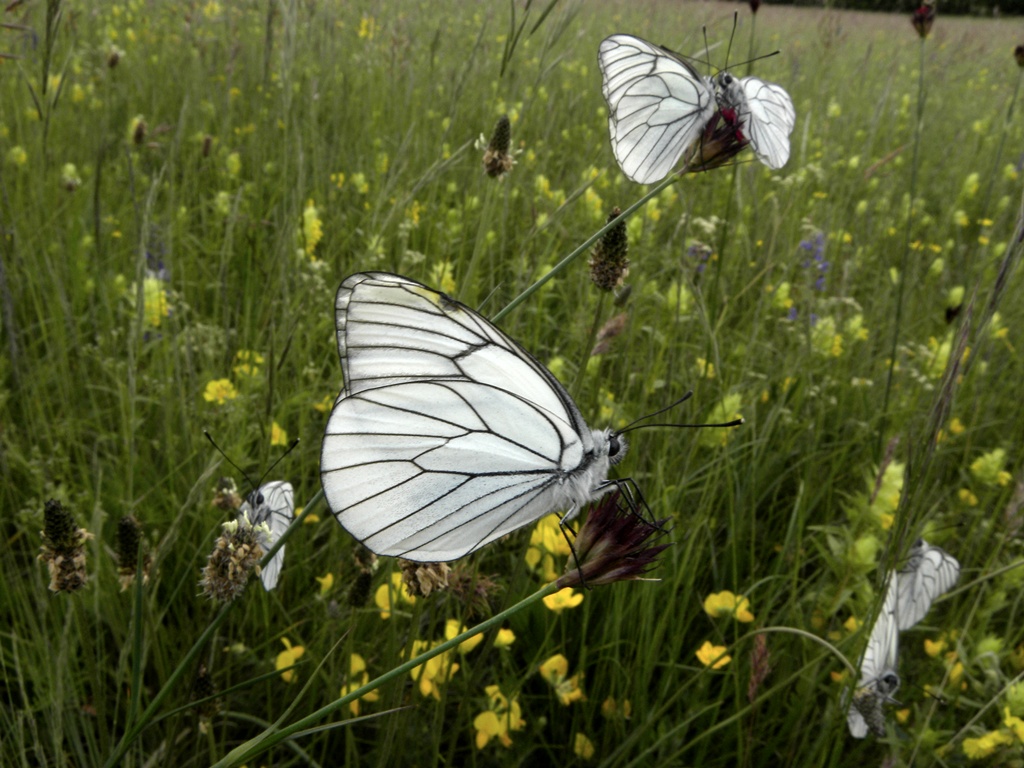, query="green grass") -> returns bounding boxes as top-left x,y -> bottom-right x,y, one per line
2,0 -> 1024,765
